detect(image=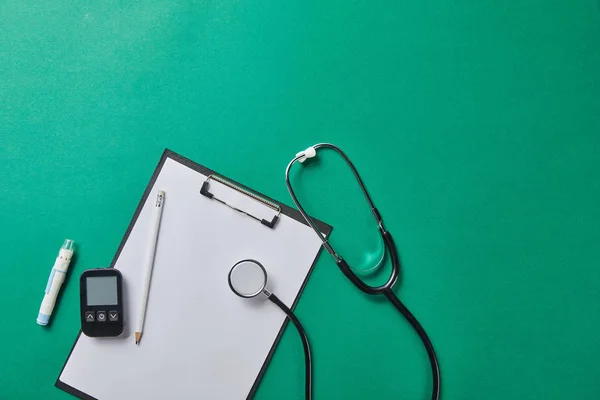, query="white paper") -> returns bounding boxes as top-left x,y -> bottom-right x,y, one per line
59,157 -> 324,399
